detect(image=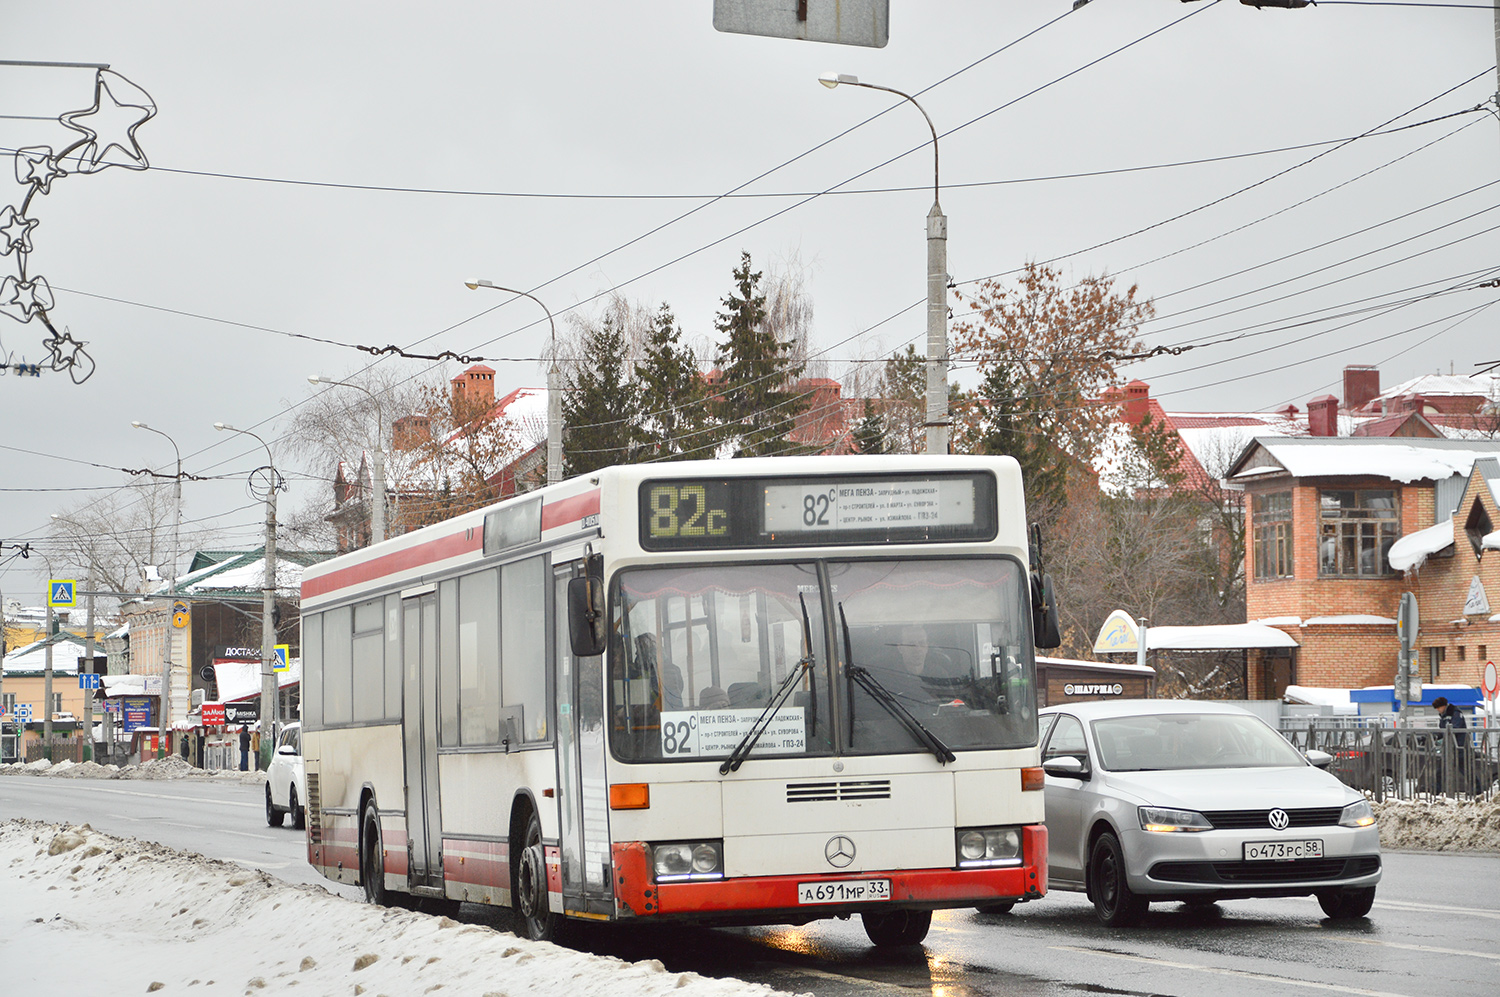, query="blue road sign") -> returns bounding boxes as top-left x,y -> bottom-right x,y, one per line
48,579 -> 76,607
78,673 -> 101,690
15,704 -> 33,720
